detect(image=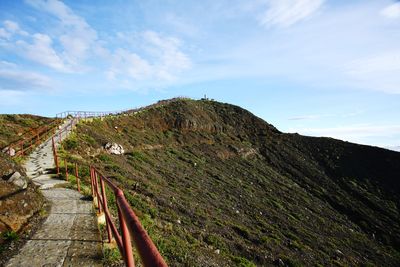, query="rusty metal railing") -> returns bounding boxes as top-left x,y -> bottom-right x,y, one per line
2,119 -> 61,157
51,118 -> 167,267
55,96 -> 192,119
55,110 -> 128,119
90,167 -> 167,267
